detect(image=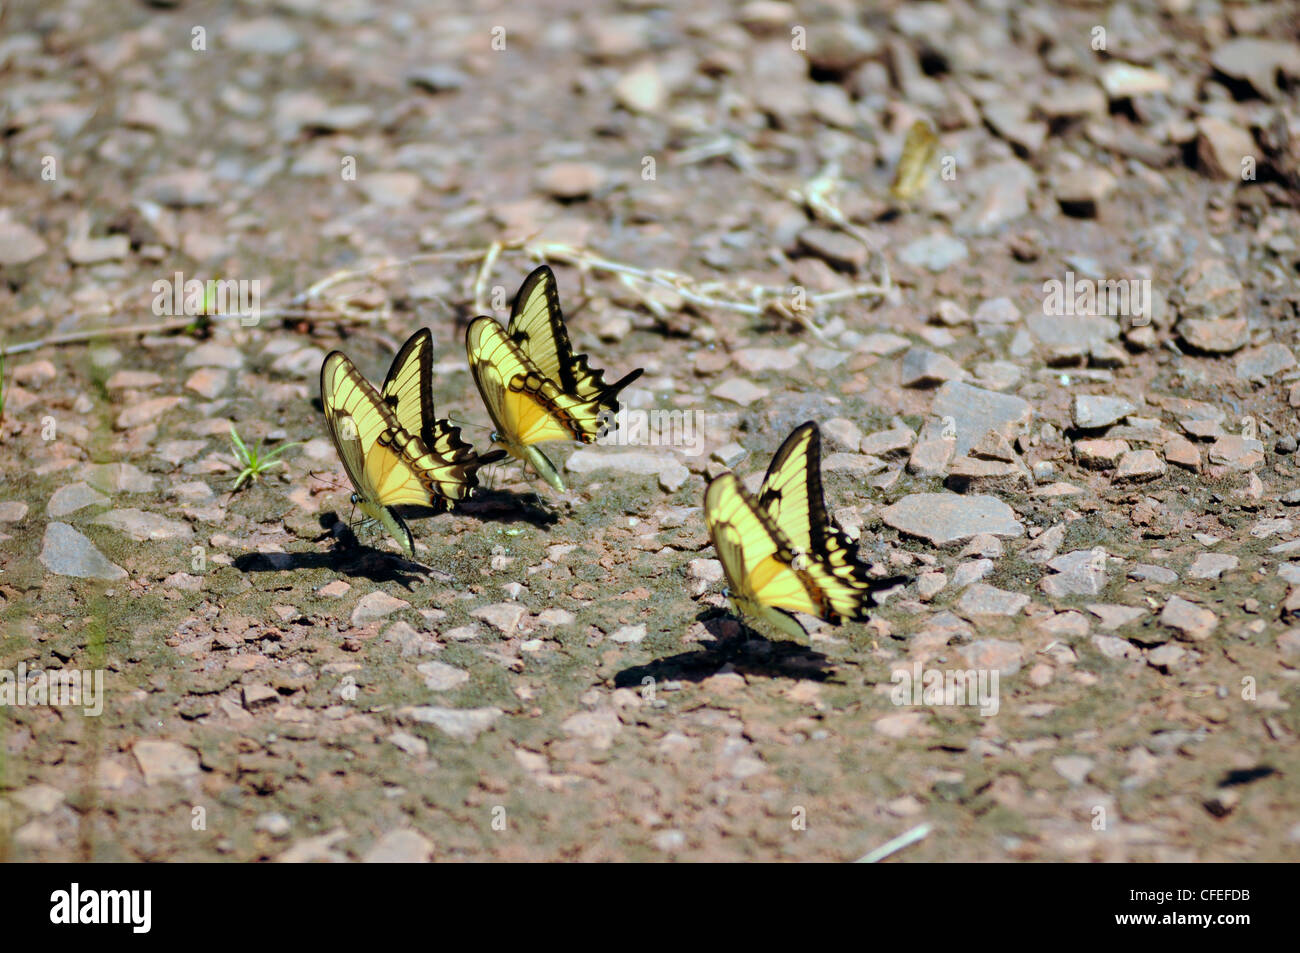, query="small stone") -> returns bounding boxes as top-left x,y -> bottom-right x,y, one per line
1160,596 -> 1217,642
1177,259 -> 1243,323
417,660 -> 470,691
537,162 -> 604,200
881,493 -> 1024,546
1072,394 -> 1135,429
614,62 -> 667,113
1188,553 -> 1238,580
242,684 -> 278,711
0,221 -> 48,265
955,637 -> 1024,675
1147,643 -> 1188,673
363,829 -> 433,863
39,523 -> 127,580
610,624 -> 647,644
1235,343 -> 1296,381
351,591 -> 410,626
1092,634 -> 1141,660
900,348 -> 966,387
399,706 -> 502,741
471,602 -> 528,635
957,583 -> 1029,617
658,462 -> 690,493
1208,435 -> 1264,470
1112,450 -> 1165,483
116,396 -> 182,430
711,378 -> 769,406
1100,62 -> 1170,98
797,226 -> 868,271
1074,438 -> 1130,469
133,740 -> 200,785
1053,756 -> 1094,786
1195,117 -> 1257,181
898,232 -> 968,271
859,427 -> 915,456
